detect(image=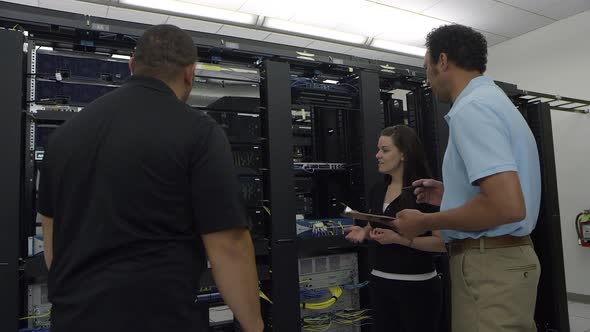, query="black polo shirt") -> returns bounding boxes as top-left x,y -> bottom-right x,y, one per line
368,180 -> 439,274
37,75 -> 247,332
